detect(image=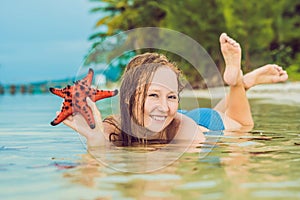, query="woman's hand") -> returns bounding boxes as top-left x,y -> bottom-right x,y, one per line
62,97 -> 107,147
